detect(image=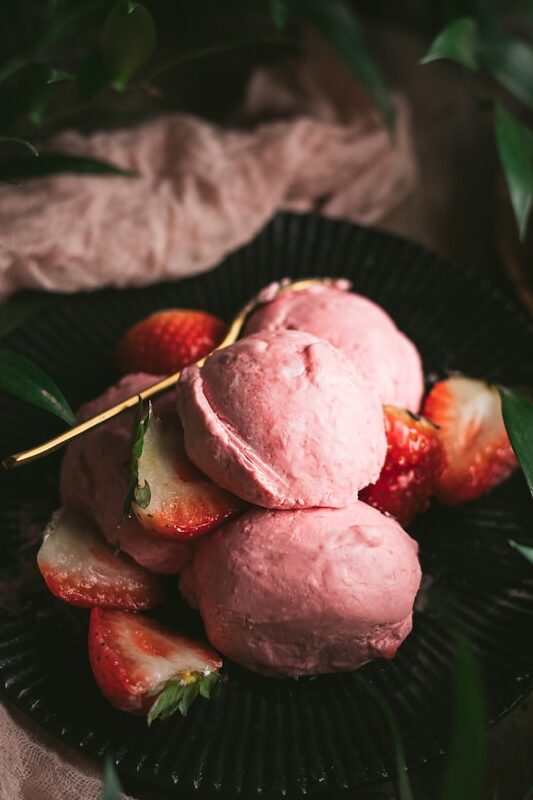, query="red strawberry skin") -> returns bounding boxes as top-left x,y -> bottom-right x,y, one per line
116,309 -> 226,375
423,376 -> 518,504
133,415 -> 245,541
360,406 -> 443,526
88,608 -> 150,714
37,509 -> 165,611
88,608 -> 222,715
